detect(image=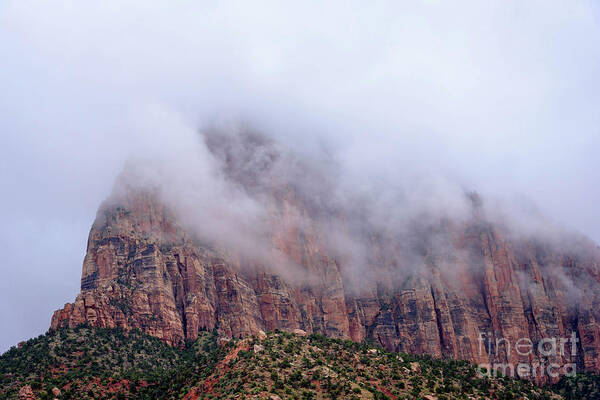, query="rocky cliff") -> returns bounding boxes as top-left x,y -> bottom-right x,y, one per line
50,133 -> 600,381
